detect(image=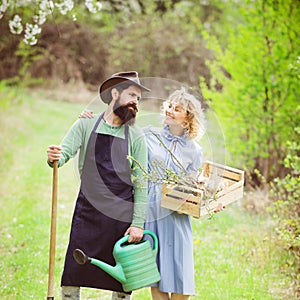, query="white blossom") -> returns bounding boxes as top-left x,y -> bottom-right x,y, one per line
0,0 -> 10,19
34,0 -> 54,24
55,0 -> 74,15
9,14 -> 23,34
85,0 -> 102,13
24,23 -> 42,45
40,0 -> 54,12
32,12 -> 46,25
